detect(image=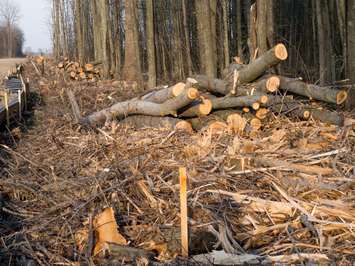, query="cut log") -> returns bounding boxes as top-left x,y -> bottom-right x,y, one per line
188,110 -> 236,131
85,63 -> 94,72
194,74 -> 280,96
80,87 -> 199,126
250,118 -> 262,130
211,95 -> 267,110
256,76 -> 280,93
255,108 -> 269,120
120,115 -> 193,133
279,76 -> 348,104
141,82 -> 185,103
179,98 -> 212,117
226,43 -> 288,85
227,113 -> 246,134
